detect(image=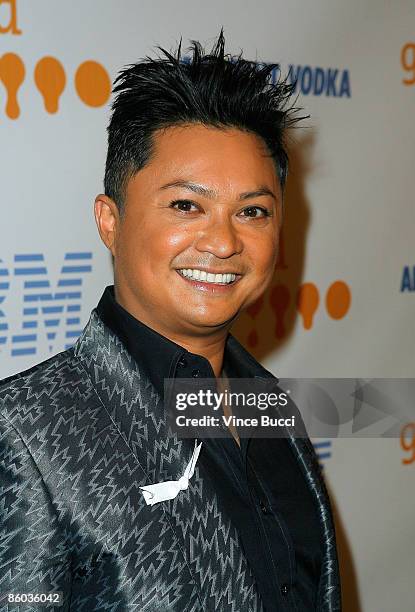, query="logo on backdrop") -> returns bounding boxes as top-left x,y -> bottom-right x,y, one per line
240,217 -> 352,345
400,265 -> 415,292
0,3 -> 352,117
0,53 -> 111,118
0,252 -> 92,357
0,2 -> 111,116
0,55 -> 351,121
400,422 -> 415,465
243,279 -> 352,349
0,0 -> 21,35
401,42 -> 415,86
313,440 -> 332,466
286,65 -> 351,98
